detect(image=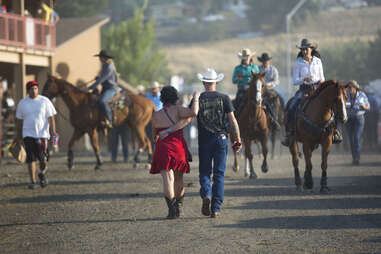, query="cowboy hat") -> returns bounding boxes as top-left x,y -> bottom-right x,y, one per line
347,80 -> 360,90
296,38 -> 317,49
137,85 -> 145,93
151,81 -> 161,89
237,48 -> 255,59
94,50 -> 113,59
257,53 -> 272,62
197,68 -> 224,83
